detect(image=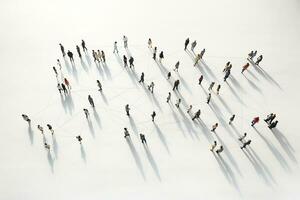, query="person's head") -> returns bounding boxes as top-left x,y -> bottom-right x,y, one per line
124,128 -> 127,130
59,43 -> 62,46
214,141 -> 217,144
233,114 -> 235,117
115,41 -> 117,44
244,132 -> 247,136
